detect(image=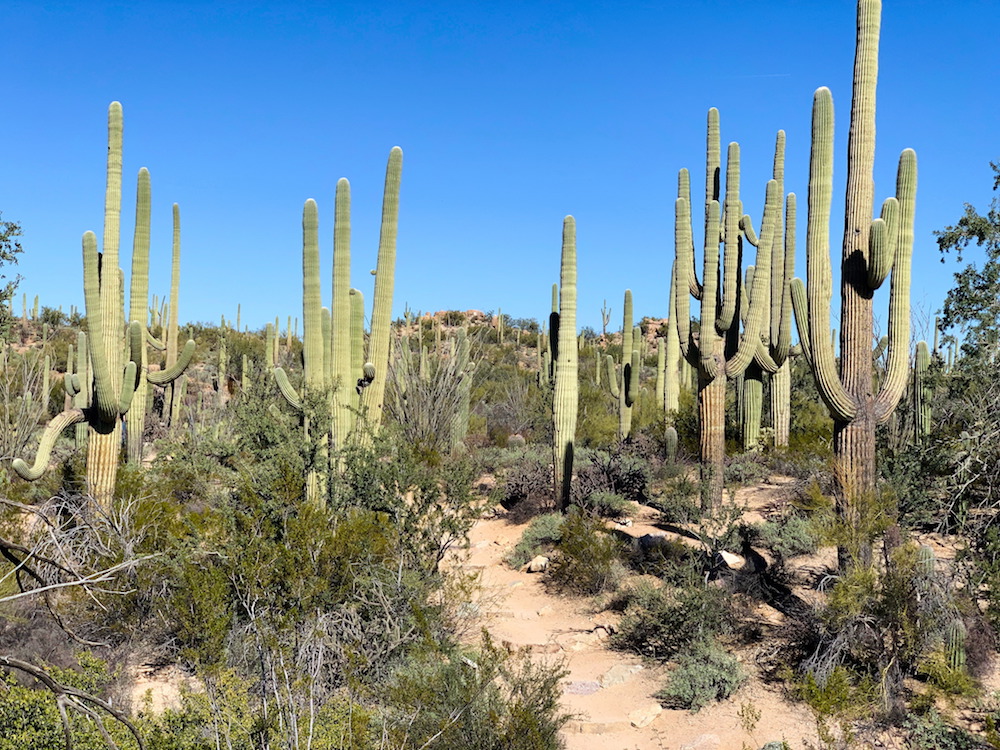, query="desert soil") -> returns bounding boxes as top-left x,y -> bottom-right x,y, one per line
453,477 -> 832,750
